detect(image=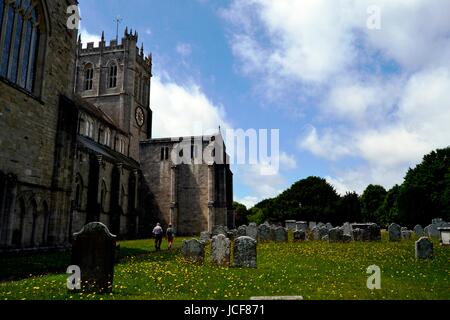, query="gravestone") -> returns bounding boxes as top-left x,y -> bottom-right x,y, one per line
317,222 -> 325,229
311,227 -> 320,240
293,230 -> 306,242
401,230 -> 413,240
415,237 -> 433,259
182,239 -> 205,263
309,222 -> 317,230
200,231 -> 211,243
212,225 -> 228,237
413,225 -> 424,237
425,224 -> 440,238
352,228 -> 363,241
285,220 -> 297,231
227,229 -> 238,241
388,223 -> 401,241
325,223 -> 333,230
342,223 -> 352,236
438,227 -> 450,245
71,222 -> 117,293
246,223 -> 258,240
274,227 -> 288,242
319,226 -> 329,239
211,234 -> 231,266
234,236 -> 257,268
296,221 -> 308,232
258,224 -> 272,242
237,225 -> 247,238
329,227 -> 344,242
342,234 -> 352,243
367,223 -> 381,241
